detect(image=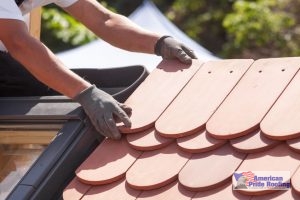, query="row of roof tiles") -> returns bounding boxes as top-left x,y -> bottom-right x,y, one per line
63,58 -> 300,199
